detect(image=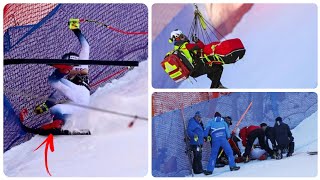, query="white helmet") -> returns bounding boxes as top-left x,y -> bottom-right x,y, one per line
170,29 -> 183,39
